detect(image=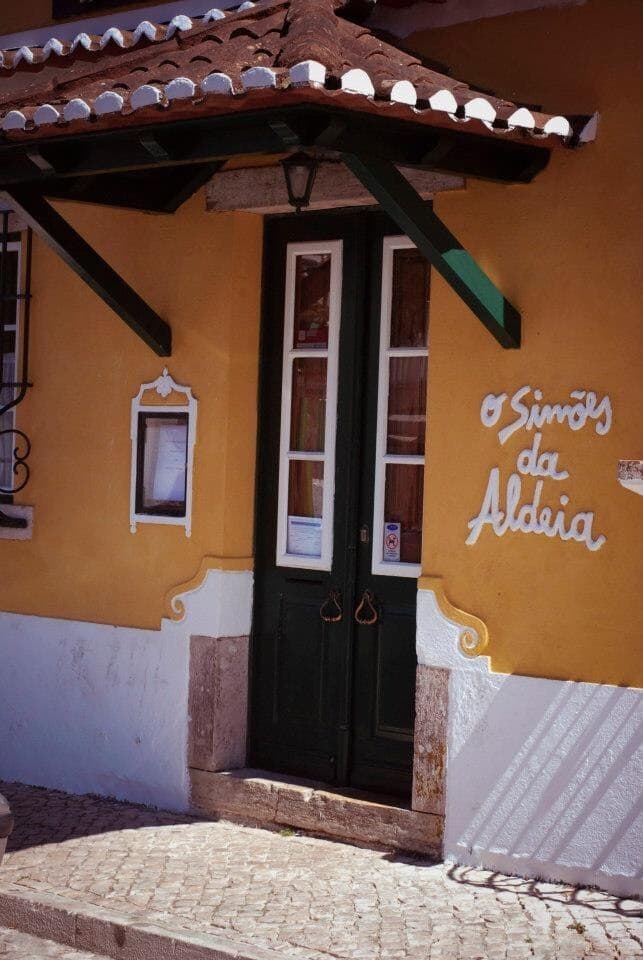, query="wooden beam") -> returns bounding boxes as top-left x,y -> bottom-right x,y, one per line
162,163 -> 223,214
343,153 -> 521,348
42,163 -> 222,214
4,188 -> 171,356
0,107 -> 550,191
206,161 -> 464,213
